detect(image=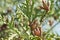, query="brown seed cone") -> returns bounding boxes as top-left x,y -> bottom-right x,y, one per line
32,27 -> 41,36
48,20 -> 54,26
0,24 -> 7,31
29,19 -> 38,30
7,7 -> 12,13
54,15 -> 58,20
15,23 -> 18,28
40,0 -> 50,12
